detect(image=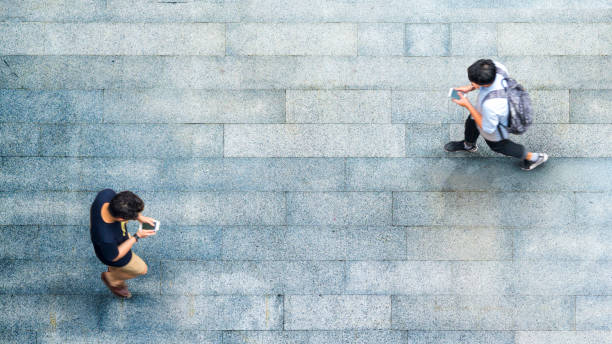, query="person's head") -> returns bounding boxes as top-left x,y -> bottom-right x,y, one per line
467,59 -> 496,88
108,191 -> 144,221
